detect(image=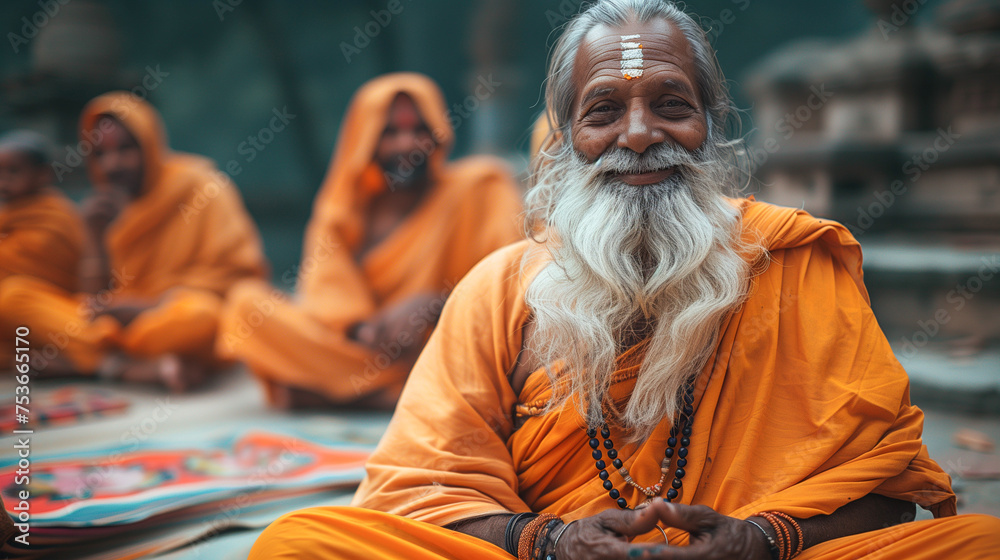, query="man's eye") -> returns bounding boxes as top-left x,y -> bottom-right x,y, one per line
659,99 -> 695,117
588,104 -> 616,116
